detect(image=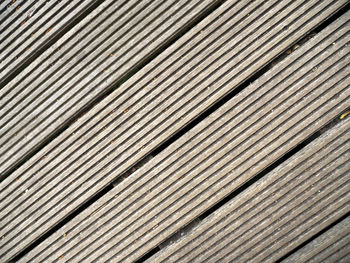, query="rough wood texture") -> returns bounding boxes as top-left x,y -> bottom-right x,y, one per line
146,119 -> 350,263
0,0 -> 220,175
282,217 -> 350,263
0,0 -> 102,84
9,10 -> 350,263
